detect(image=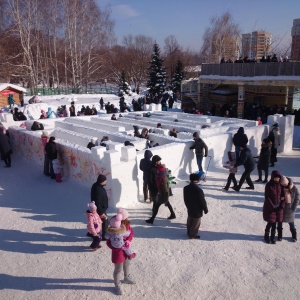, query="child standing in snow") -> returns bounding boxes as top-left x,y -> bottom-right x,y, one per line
52,159 -> 63,182
86,201 -> 102,251
222,151 -> 237,191
106,208 -> 136,295
105,212 -> 136,259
